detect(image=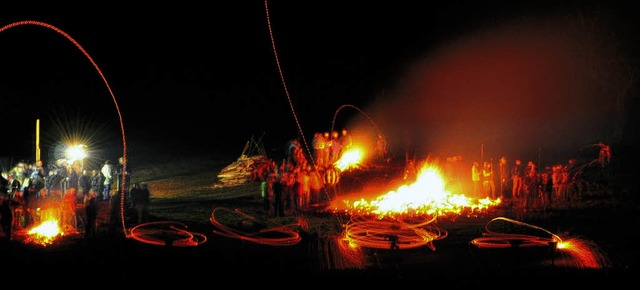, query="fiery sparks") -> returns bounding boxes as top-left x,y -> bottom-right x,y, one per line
555,236 -> 611,269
